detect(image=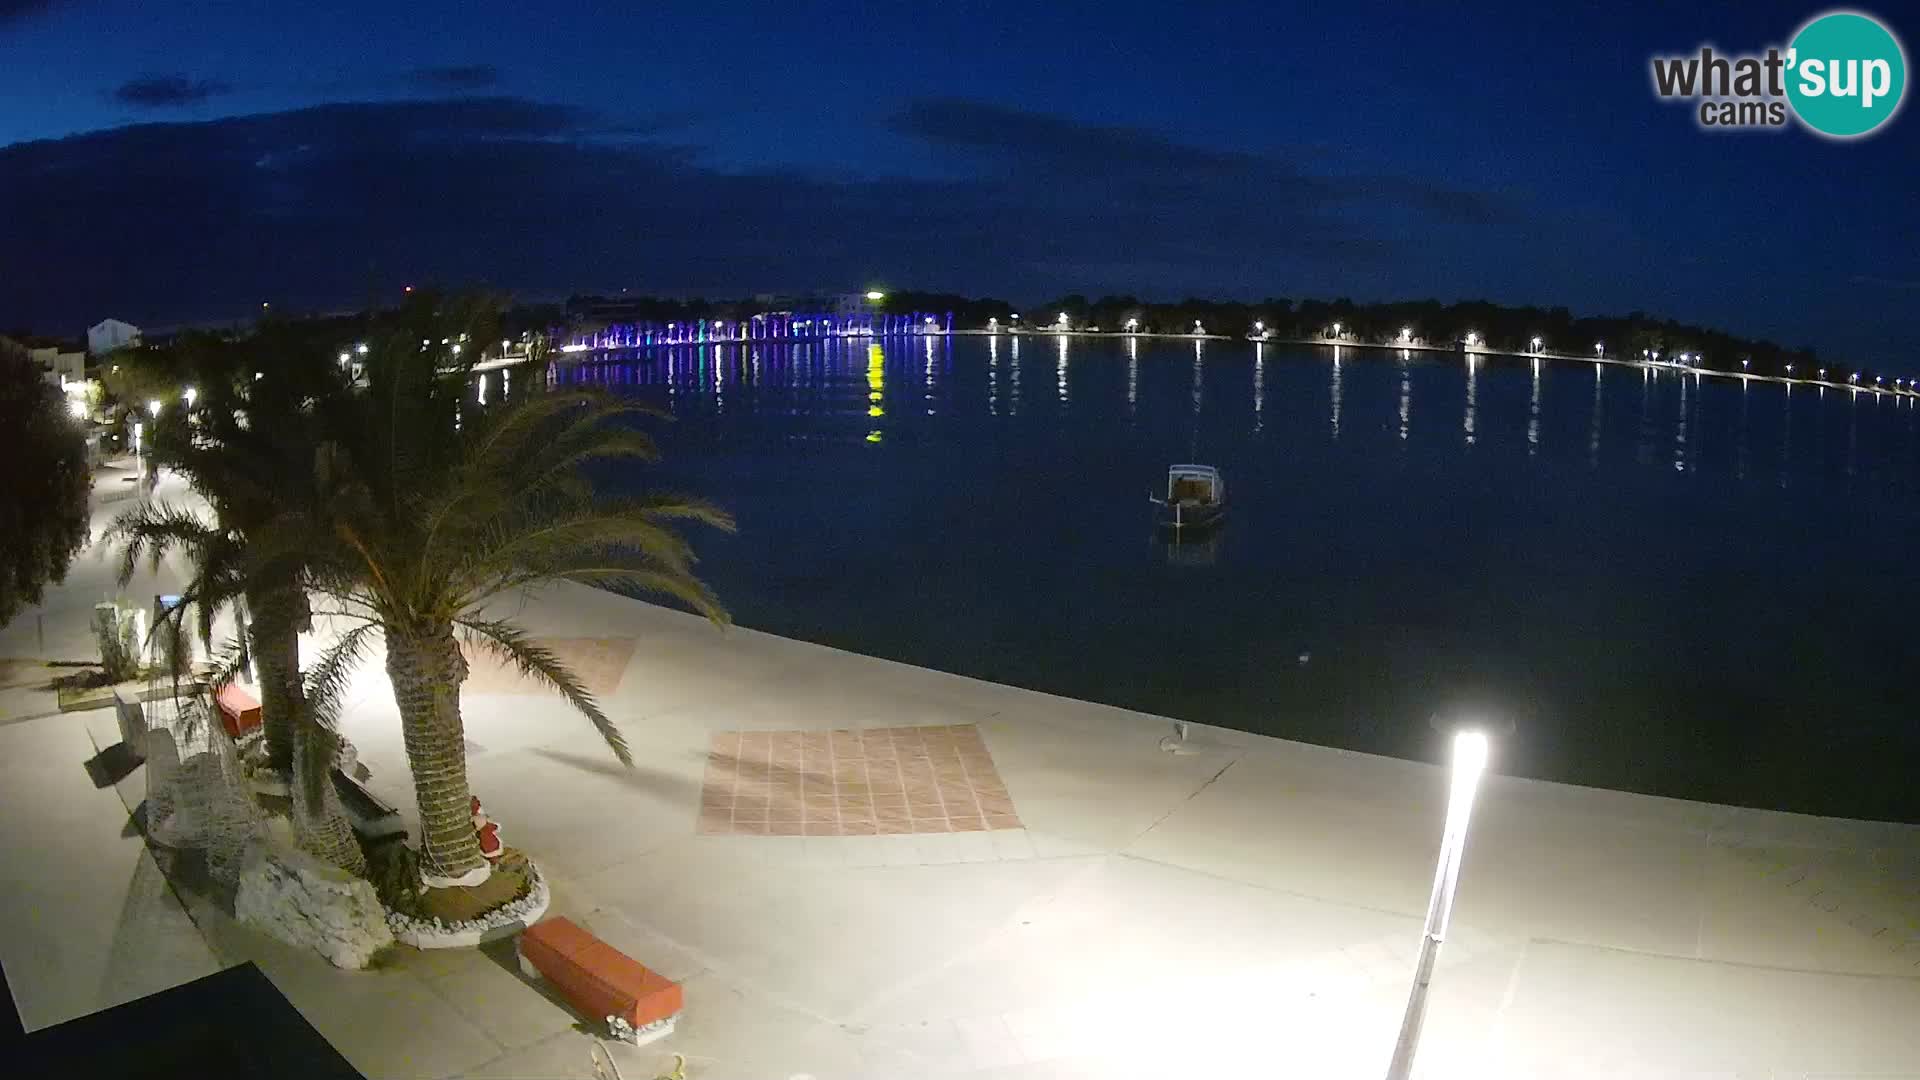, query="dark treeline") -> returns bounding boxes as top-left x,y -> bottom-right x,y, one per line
558,291 -> 1838,381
